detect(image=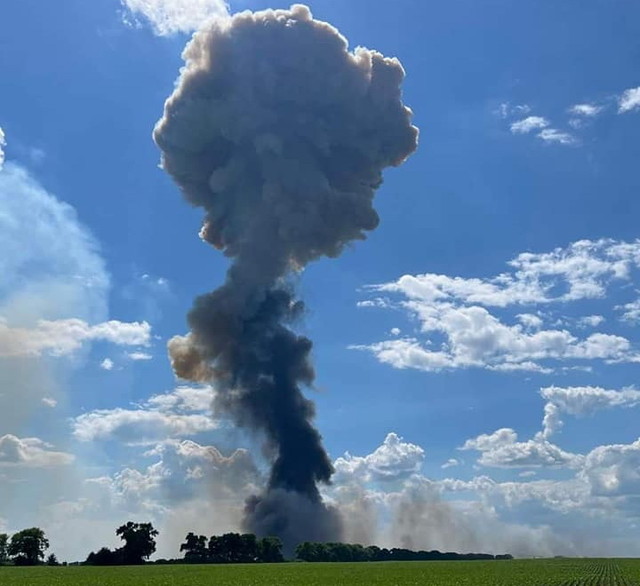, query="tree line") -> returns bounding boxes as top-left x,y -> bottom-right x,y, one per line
1,522 -> 512,566
295,541 -> 513,562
